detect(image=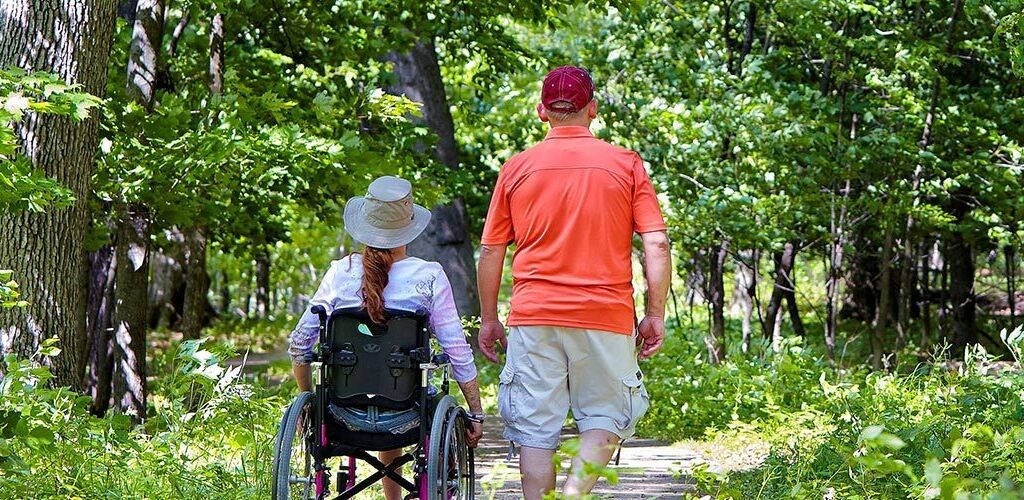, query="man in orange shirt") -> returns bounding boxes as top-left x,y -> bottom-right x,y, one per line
478,66 -> 672,499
